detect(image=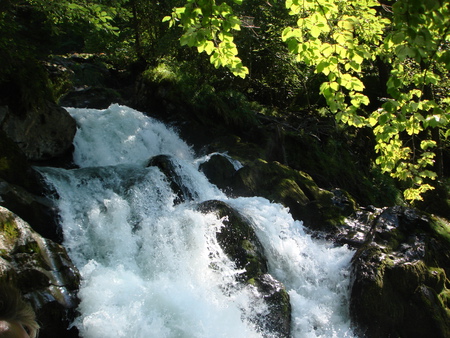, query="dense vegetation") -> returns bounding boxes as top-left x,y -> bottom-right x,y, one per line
1,0 -> 449,208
